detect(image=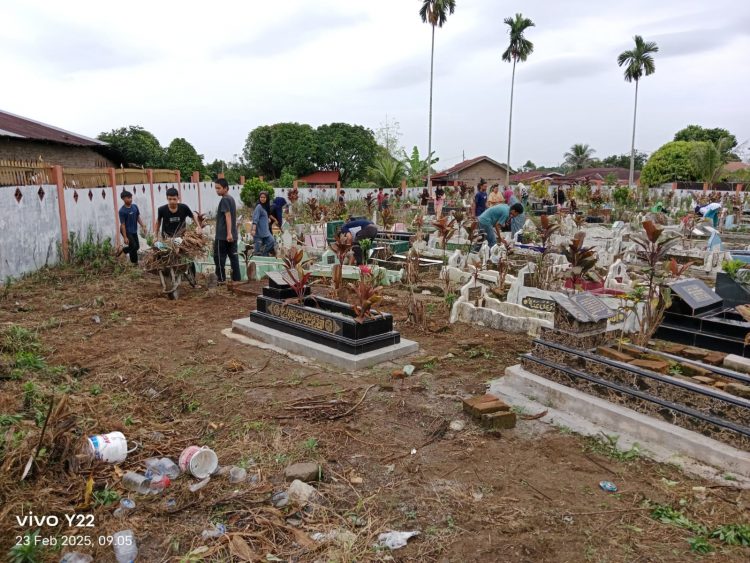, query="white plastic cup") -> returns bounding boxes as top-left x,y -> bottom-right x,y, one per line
87,432 -> 128,463
179,446 -> 218,479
